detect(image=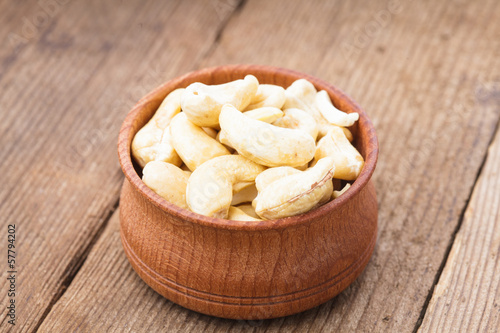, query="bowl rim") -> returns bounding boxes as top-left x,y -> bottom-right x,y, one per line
118,64 -> 378,231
